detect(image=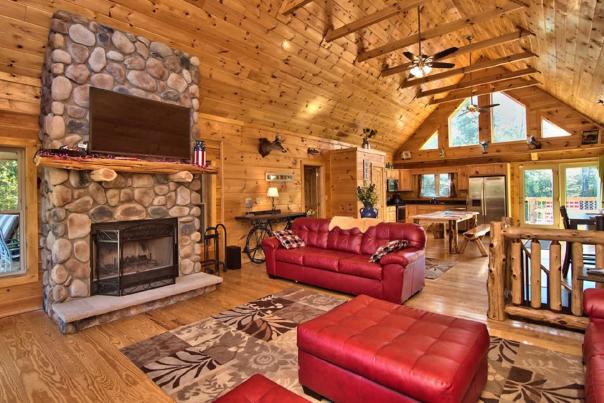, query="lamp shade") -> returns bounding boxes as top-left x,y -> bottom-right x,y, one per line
267,187 -> 279,198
